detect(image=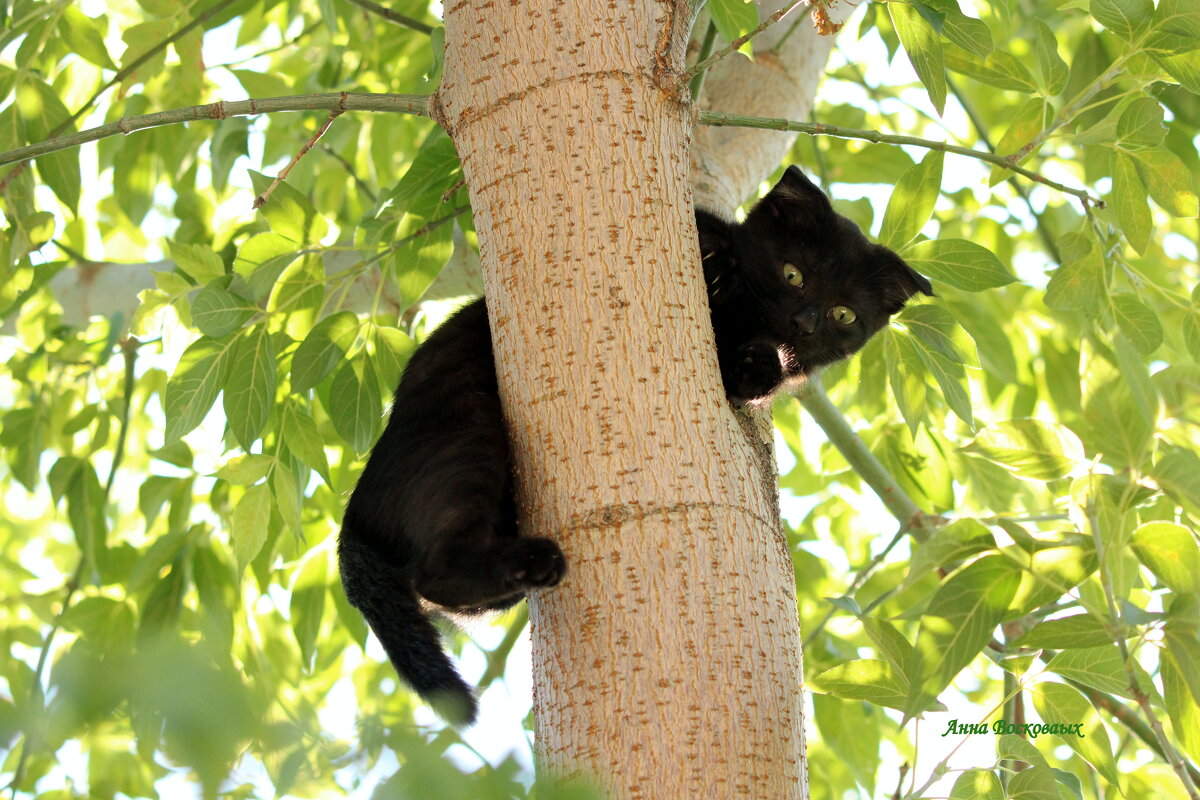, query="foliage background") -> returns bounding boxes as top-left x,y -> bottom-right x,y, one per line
1,0 -> 1199,798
